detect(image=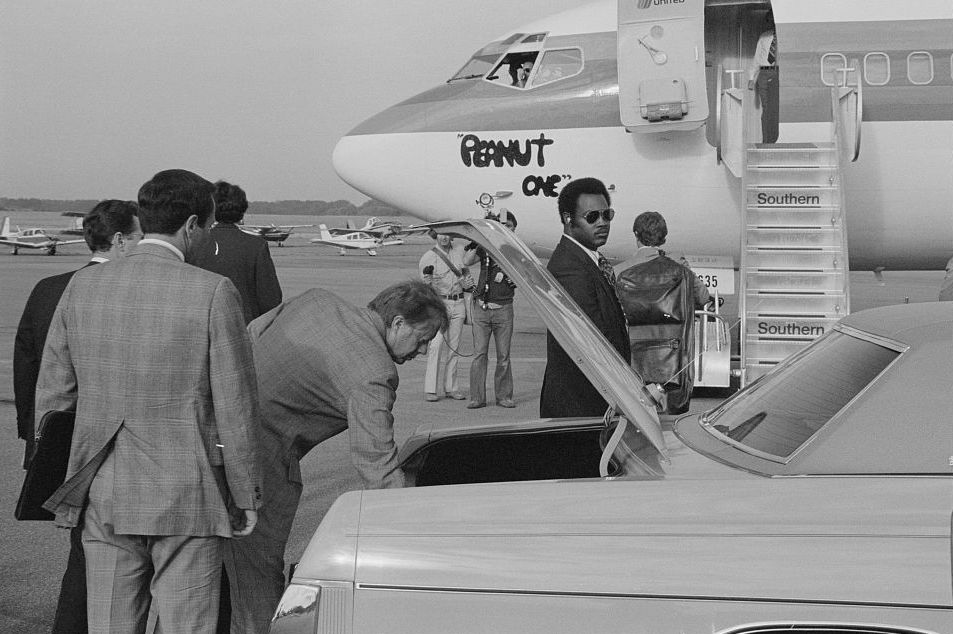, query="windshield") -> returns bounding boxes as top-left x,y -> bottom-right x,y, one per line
700,331 -> 900,462
449,54 -> 498,82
